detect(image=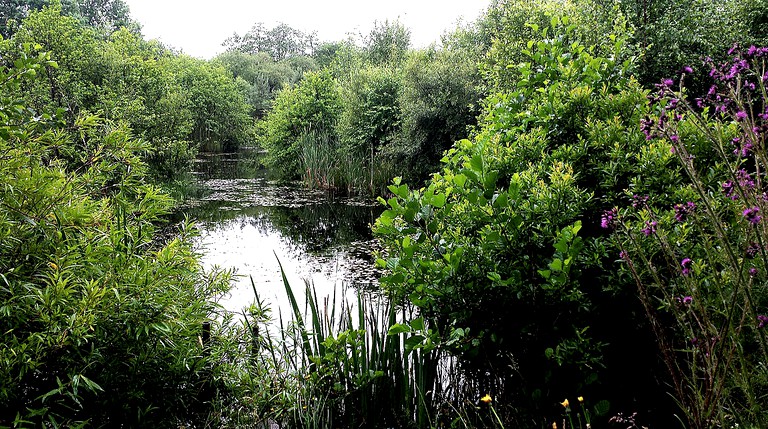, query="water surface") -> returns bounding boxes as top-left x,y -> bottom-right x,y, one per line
181,150 -> 383,316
